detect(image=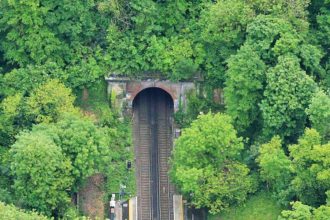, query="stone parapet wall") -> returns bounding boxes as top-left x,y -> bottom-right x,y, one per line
105,77 -> 195,114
